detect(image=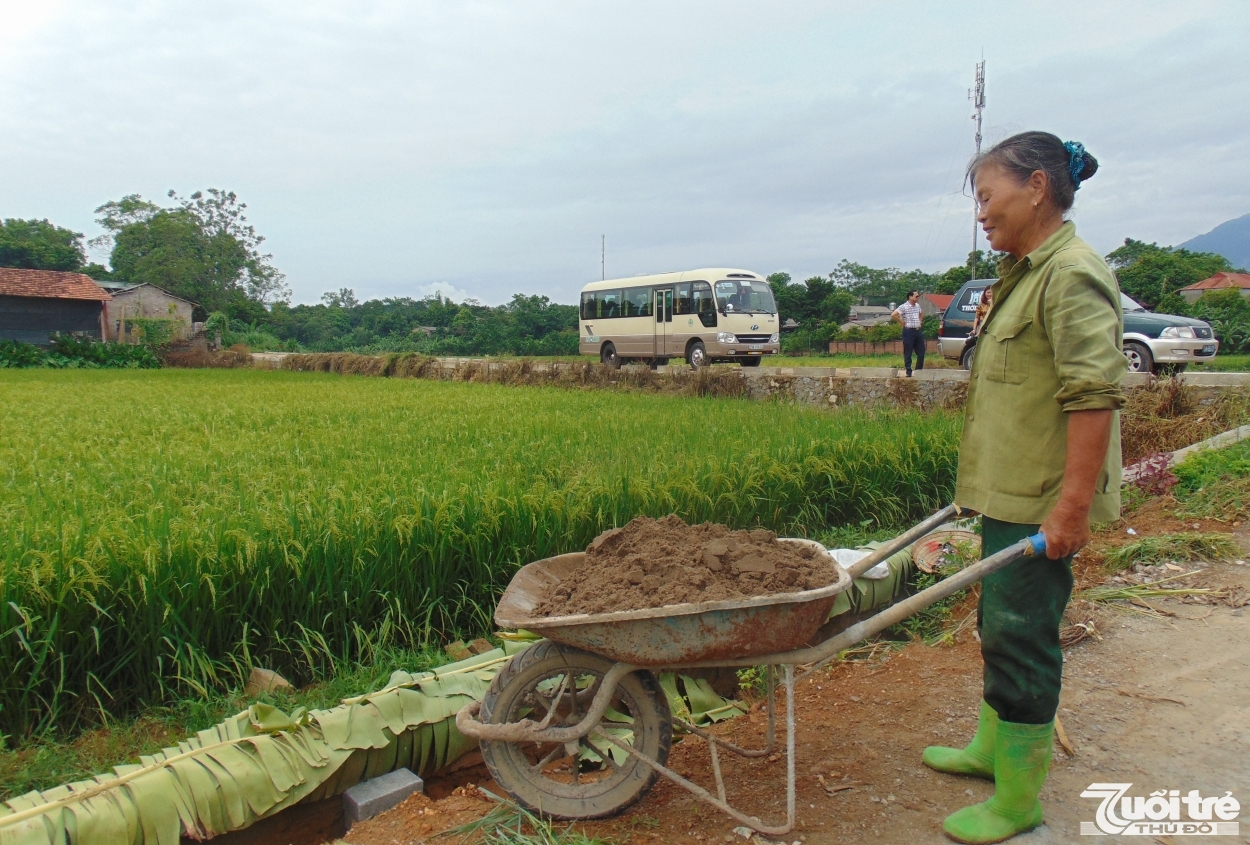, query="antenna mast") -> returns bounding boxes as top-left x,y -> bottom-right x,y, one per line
601,235 -> 605,280
968,60 -> 986,282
